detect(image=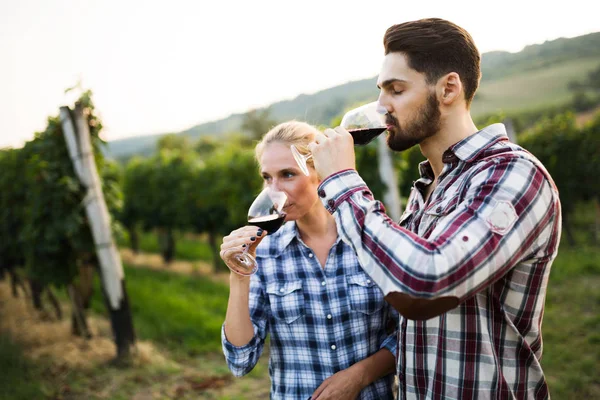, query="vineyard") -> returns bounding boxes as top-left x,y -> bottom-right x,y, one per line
1,88 -> 599,399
